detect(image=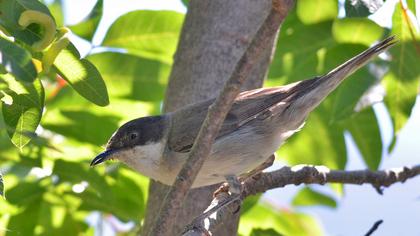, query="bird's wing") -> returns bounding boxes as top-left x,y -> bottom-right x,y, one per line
167,82 -> 314,153
167,36 -> 397,153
